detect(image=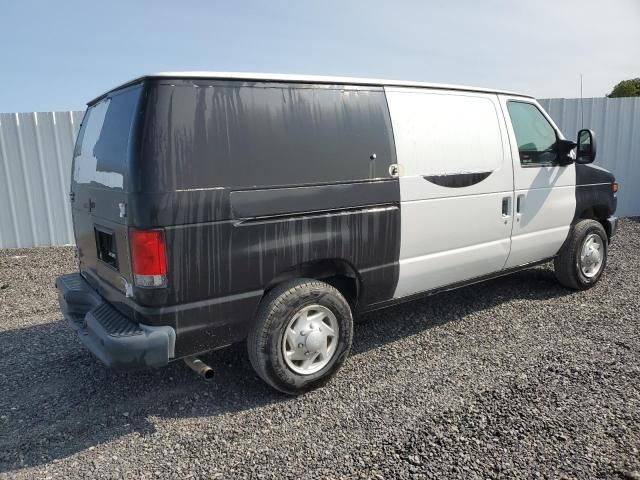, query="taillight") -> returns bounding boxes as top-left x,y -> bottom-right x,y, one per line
612,182 -> 619,193
129,229 -> 167,287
